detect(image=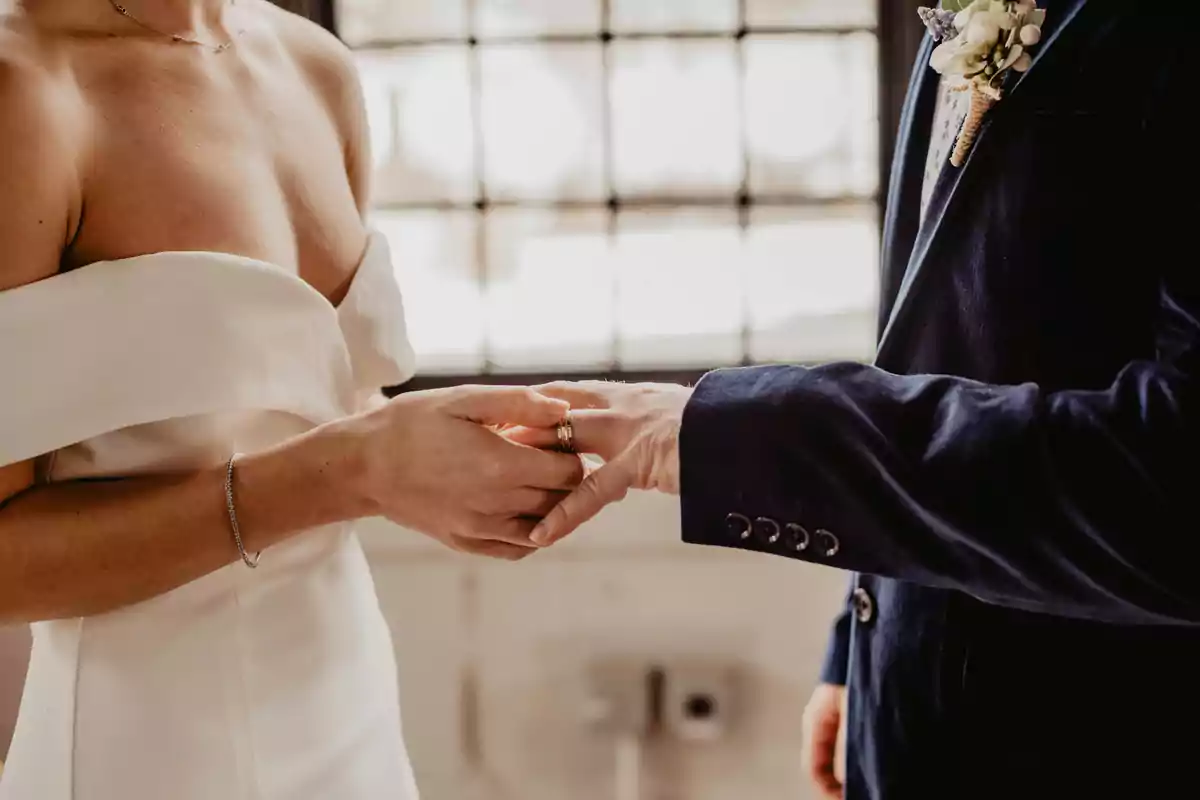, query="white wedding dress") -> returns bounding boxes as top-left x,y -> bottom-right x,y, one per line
0,232 -> 420,799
